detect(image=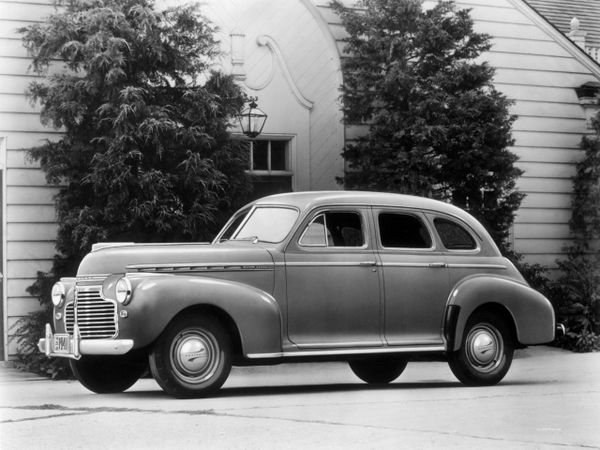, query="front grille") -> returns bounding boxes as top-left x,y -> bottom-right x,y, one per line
65,285 -> 117,339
